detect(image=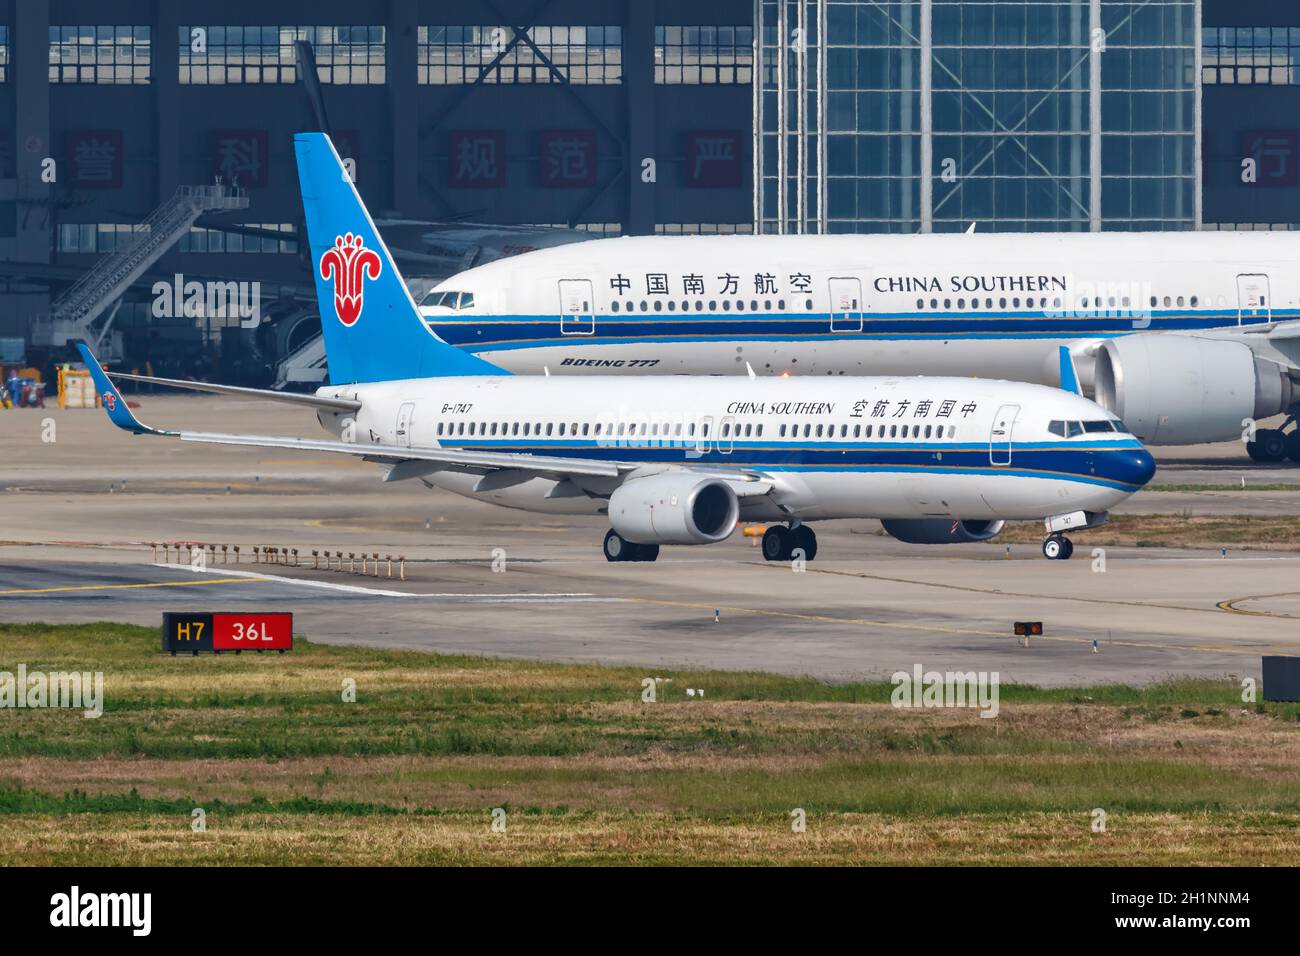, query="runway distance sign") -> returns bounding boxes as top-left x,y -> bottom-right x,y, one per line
162,612 -> 293,655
